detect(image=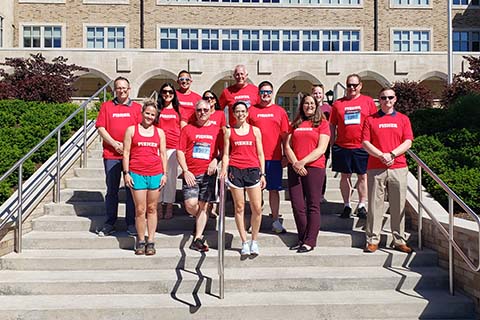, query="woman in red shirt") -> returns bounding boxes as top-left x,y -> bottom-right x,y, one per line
284,94 -> 330,253
220,101 -> 265,257
123,100 -> 167,255
156,83 -> 181,220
